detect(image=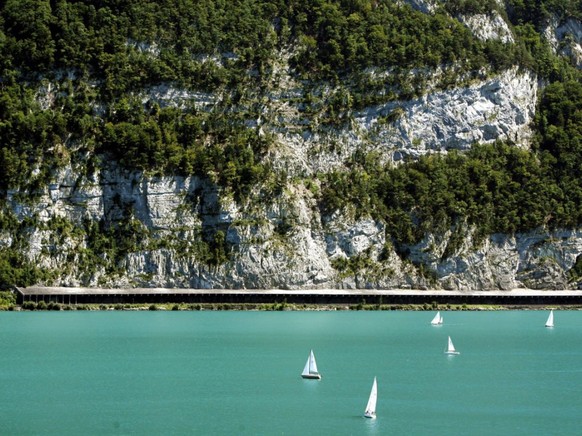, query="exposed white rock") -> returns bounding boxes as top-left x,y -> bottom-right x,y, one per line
544,17 -> 582,68
262,58 -> 539,173
325,218 -> 385,259
406,228 -> 582,290
144,84 -> 216,110
460,12 -> 514,43
353,67 -> 537,161
7,157 -> 582,290
127,39 -> 161,56
36,81 -> 56,111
